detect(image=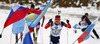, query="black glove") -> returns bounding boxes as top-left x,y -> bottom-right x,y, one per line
0,34 -> 2,38
66,19 -> 69,23
49,19 -> 52,23
74,30 -> 77,33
